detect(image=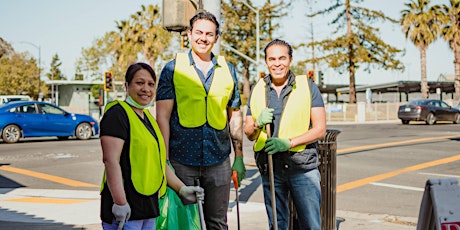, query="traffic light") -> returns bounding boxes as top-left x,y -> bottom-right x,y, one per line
318,71 -> 324,85
104,71 -> 113,91
162,0 -> 197,32
180,32 -> 189,48
307,69 -> 316,82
